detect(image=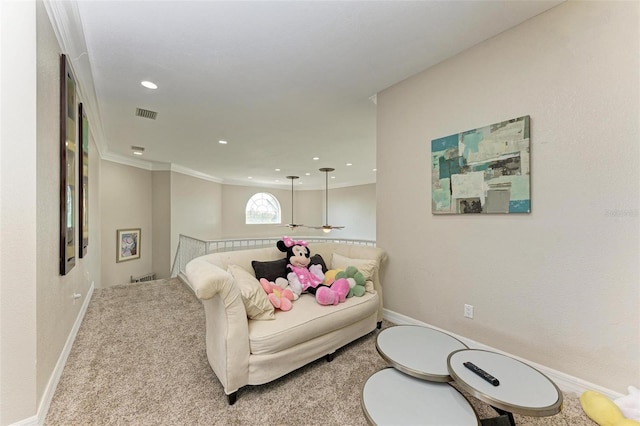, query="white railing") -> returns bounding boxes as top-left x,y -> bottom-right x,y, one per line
171,234 -> 376,278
